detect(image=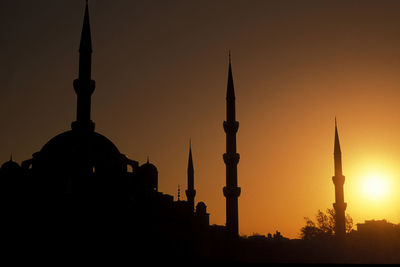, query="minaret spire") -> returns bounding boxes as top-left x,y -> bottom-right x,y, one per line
71,1 -> 96,132
223,52 -> 241,237
332,118 -> 347,239
79,1 -> 92,65
185,139 -> 196,212
226,52 -> 236,111
334,117 -> 342,176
